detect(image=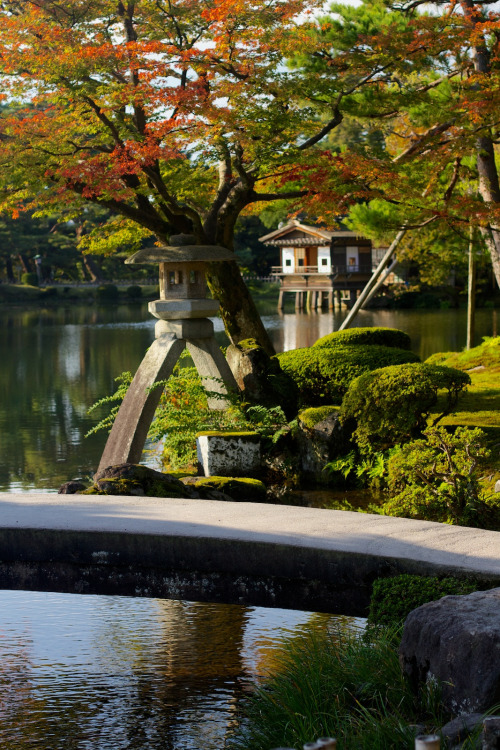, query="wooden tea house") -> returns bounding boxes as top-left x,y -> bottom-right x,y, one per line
259,220 -> 377,310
